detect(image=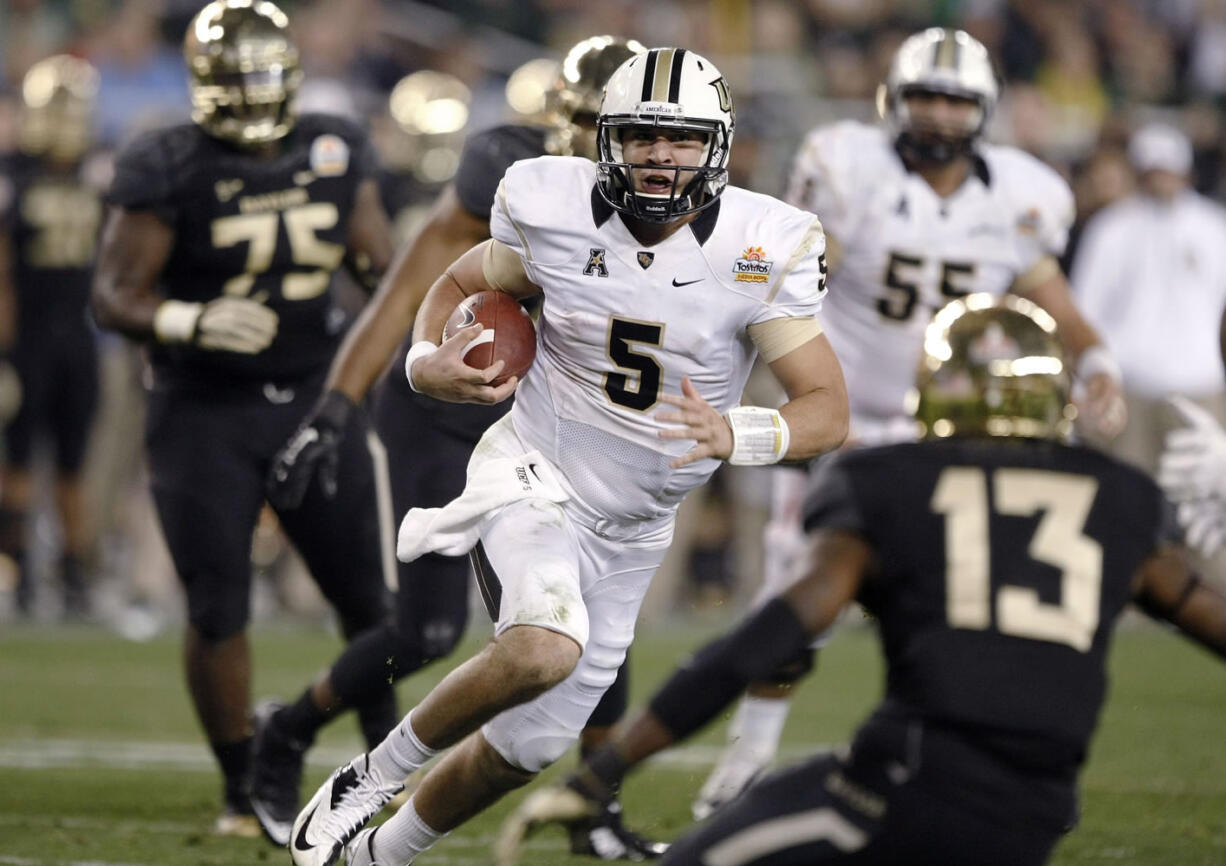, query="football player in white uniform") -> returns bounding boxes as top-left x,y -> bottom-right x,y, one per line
290,48 -> 848,866
691,27 -> 1129,821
